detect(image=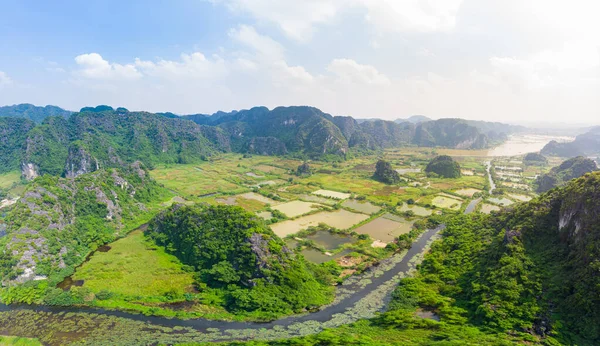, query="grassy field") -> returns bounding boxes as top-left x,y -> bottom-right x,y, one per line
73,230 -> 195,297
0,171 -> 20,189
0,336 -> 42,346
